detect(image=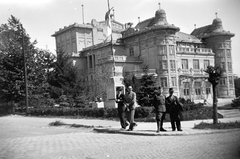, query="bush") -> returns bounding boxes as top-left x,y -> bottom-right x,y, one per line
0,103 -> 15,115
179,98 -> 192,105
182,103 -> 204,111
135,107 -> 153,118
182,107 -> 223,121
231,96 -> 240,108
